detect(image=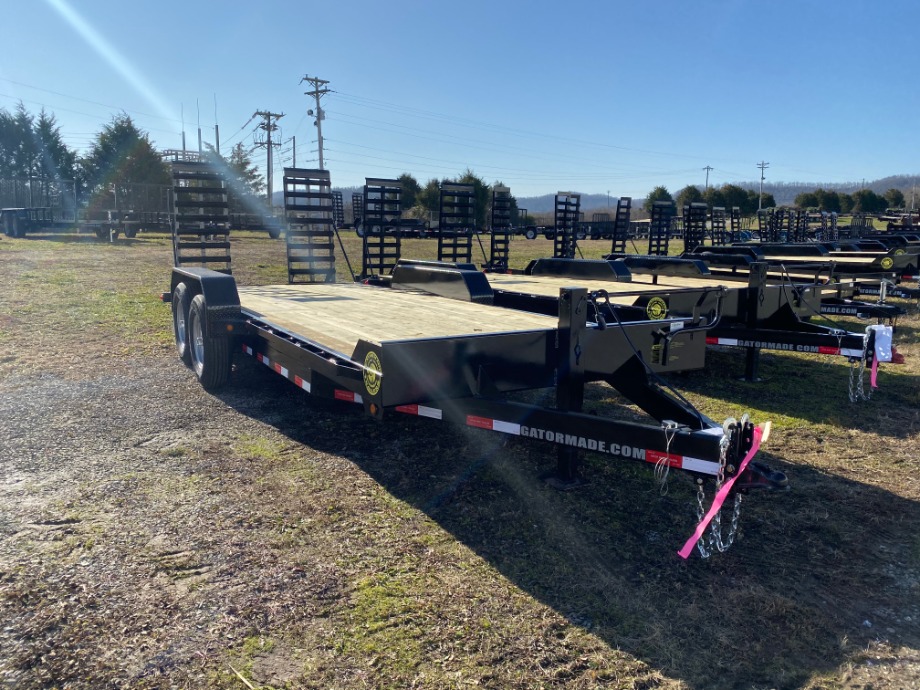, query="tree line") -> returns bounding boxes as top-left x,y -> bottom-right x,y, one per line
642,182 -> 909,217
643,184 -> 776,215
